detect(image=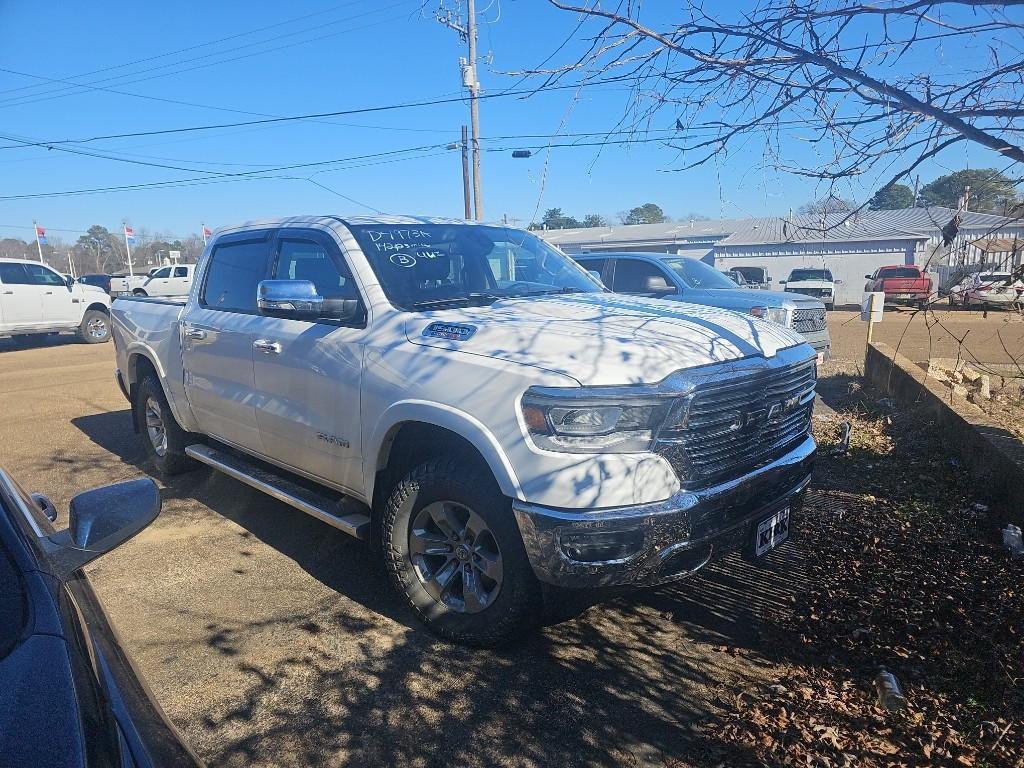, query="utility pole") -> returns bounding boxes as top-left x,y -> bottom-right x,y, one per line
437,2 -> 484,220
461,125 -> 472,219
912,175 -> 920,207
